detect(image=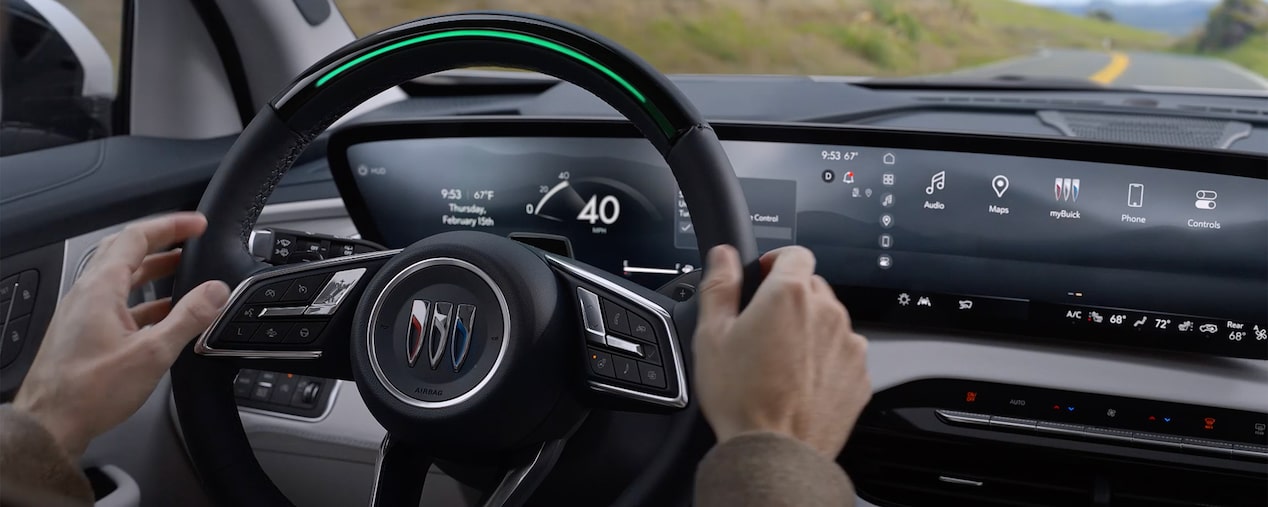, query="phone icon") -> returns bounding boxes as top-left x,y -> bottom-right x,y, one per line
1127,183 -> 1144,208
